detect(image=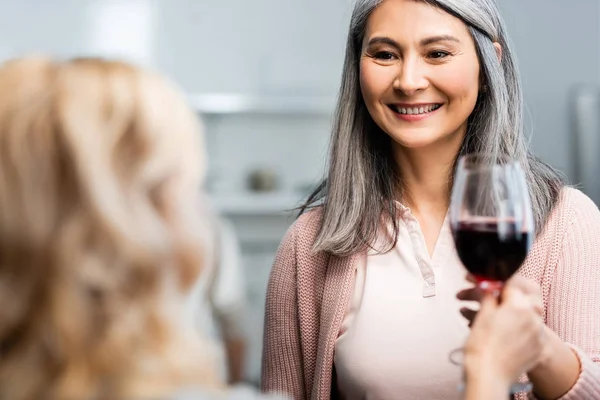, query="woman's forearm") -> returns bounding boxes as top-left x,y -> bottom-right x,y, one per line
527,326 -> 581,399
465,376 -> 509,400
465,359 -> 511,400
